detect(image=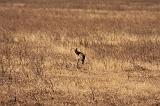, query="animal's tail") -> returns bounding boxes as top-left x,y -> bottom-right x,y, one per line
82,55 -> 85,64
